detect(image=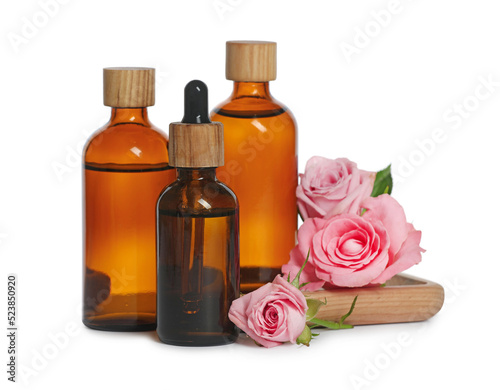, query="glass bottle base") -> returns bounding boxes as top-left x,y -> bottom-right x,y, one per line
240,267 -> 282,293
83,313 -> 156,332
157,332 -> 238,347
